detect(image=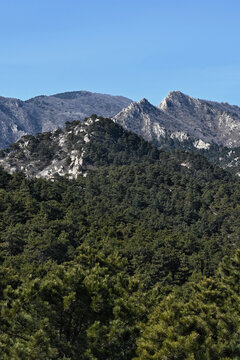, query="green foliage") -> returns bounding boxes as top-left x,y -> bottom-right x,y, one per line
0,140 -> 239,358
0,247 -> 142,359
135,252 -> 240,360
